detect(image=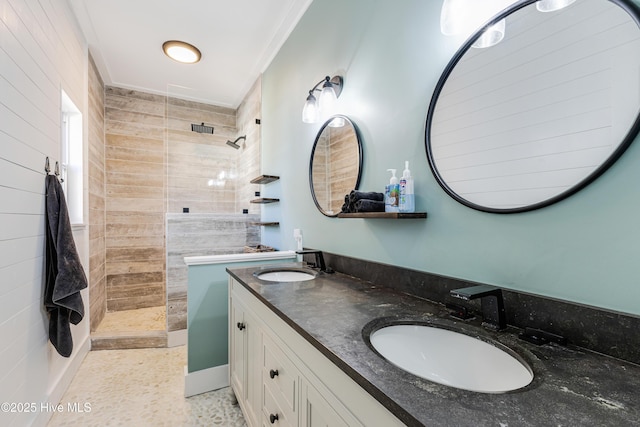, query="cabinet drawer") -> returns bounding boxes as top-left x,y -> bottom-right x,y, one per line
263,382 -> 293,427
263,334 -> 297,414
